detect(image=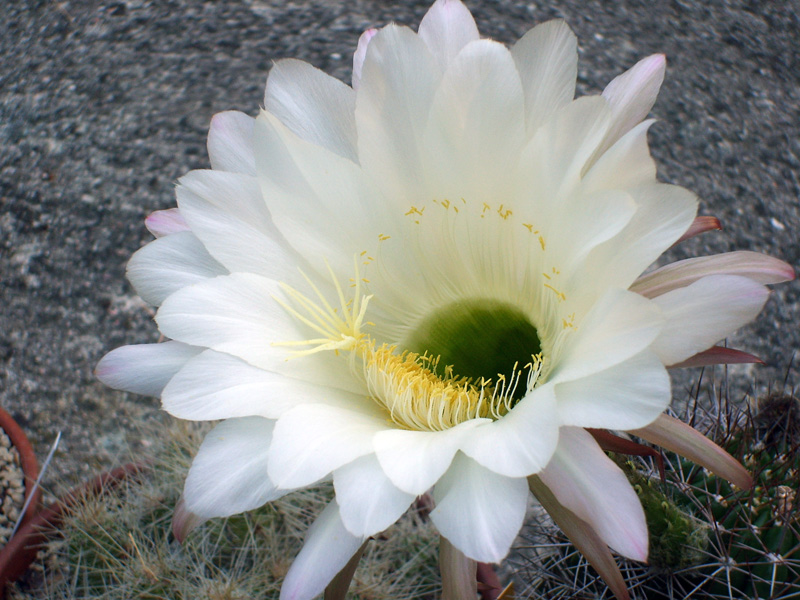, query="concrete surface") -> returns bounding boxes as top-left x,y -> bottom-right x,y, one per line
1,0 -> 798,492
